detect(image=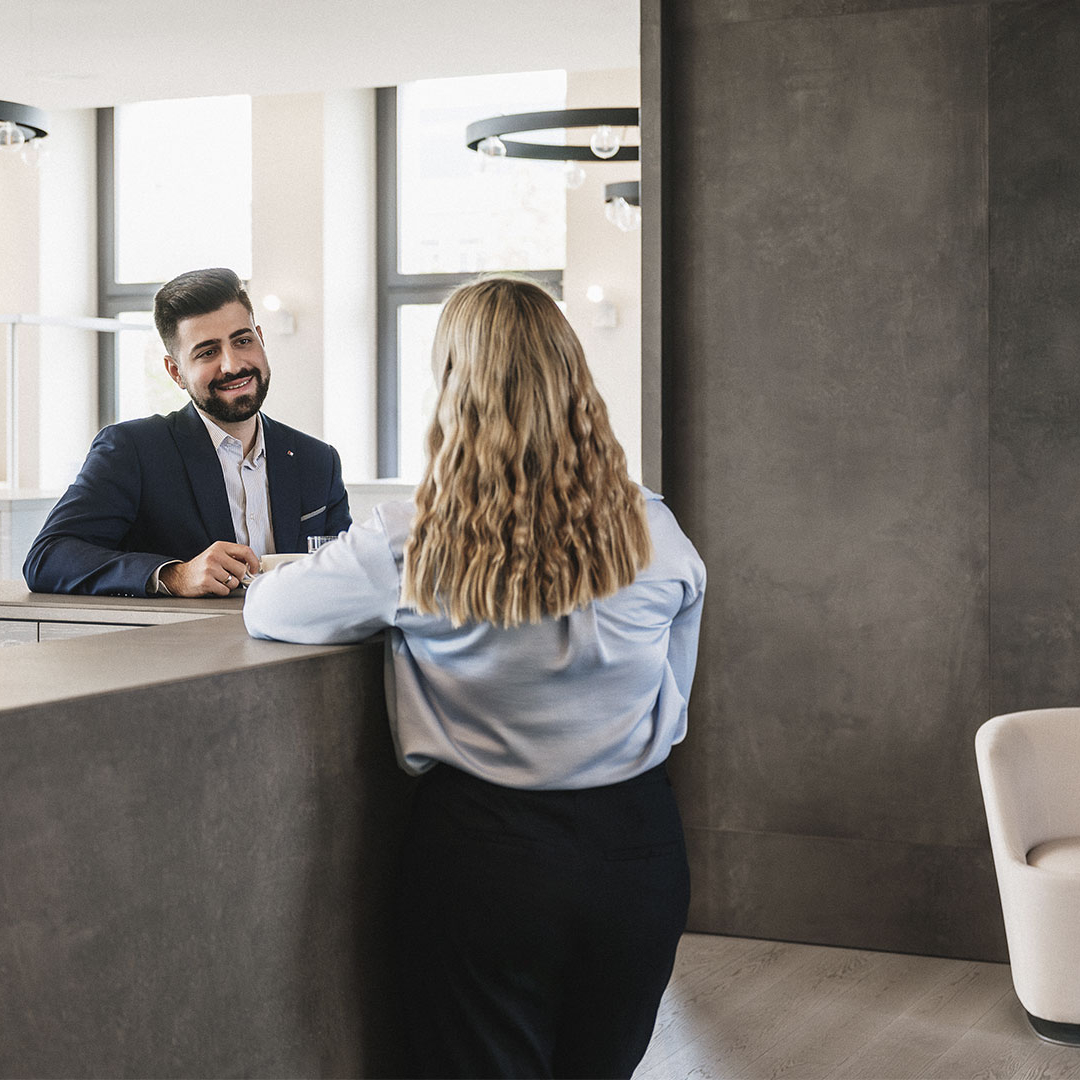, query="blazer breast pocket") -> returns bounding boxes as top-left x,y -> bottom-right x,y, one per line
299,505 -> 327,523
